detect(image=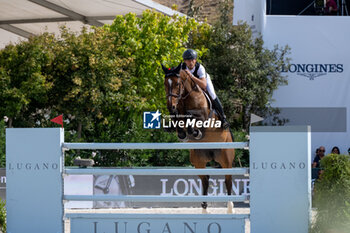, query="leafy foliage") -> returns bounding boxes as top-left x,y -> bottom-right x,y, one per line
107,10 -> 203,110
48,26 -> 135,140
312,154 -> 350,233
0,119 -> 5,167
0,34 -> 55,127
0,198 -> 5,232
